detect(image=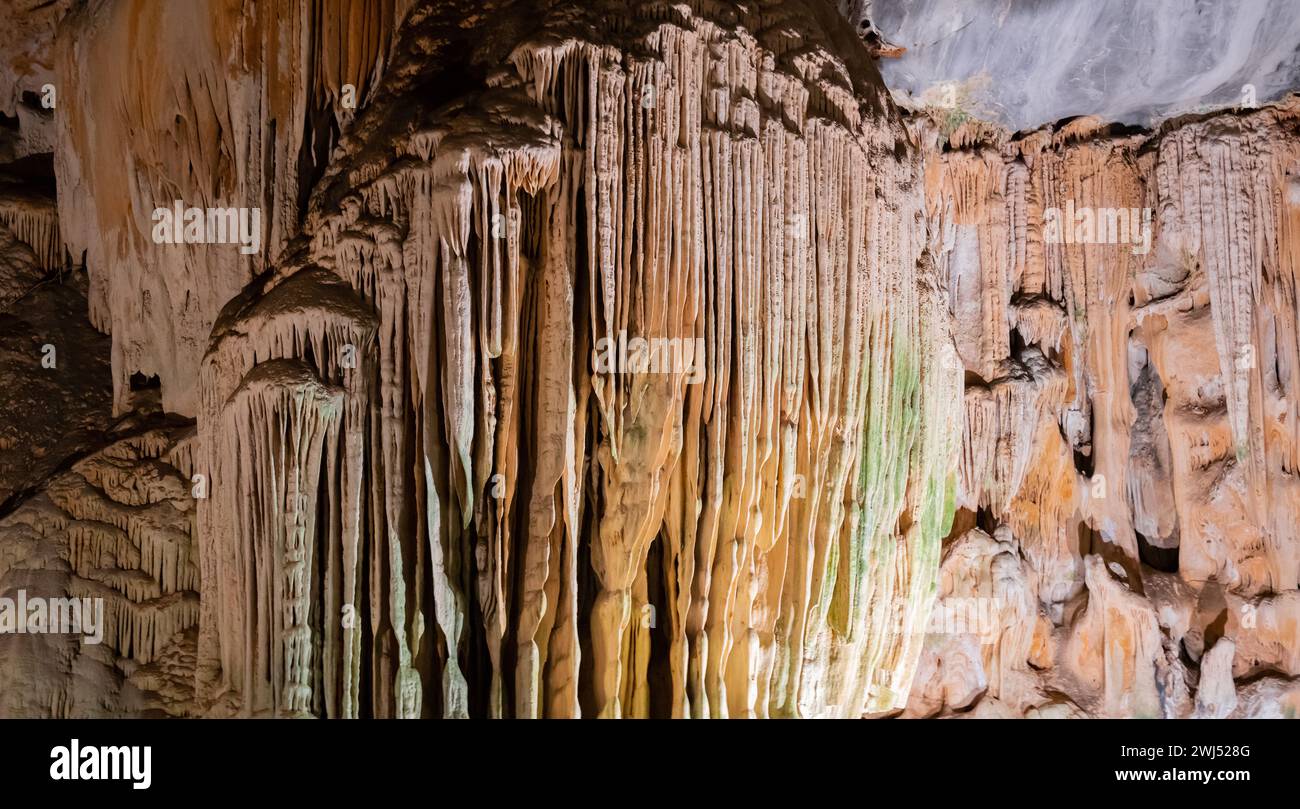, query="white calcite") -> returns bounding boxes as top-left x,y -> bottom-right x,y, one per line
852,0 -> 1300,130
